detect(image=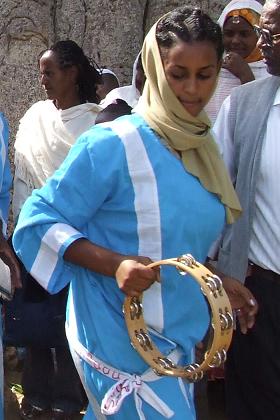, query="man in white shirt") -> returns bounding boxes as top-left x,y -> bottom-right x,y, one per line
213,1 -> 280,419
